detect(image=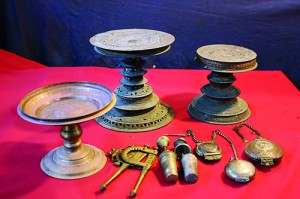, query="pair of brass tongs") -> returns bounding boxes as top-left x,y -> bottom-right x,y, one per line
100,145 -> 158,197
